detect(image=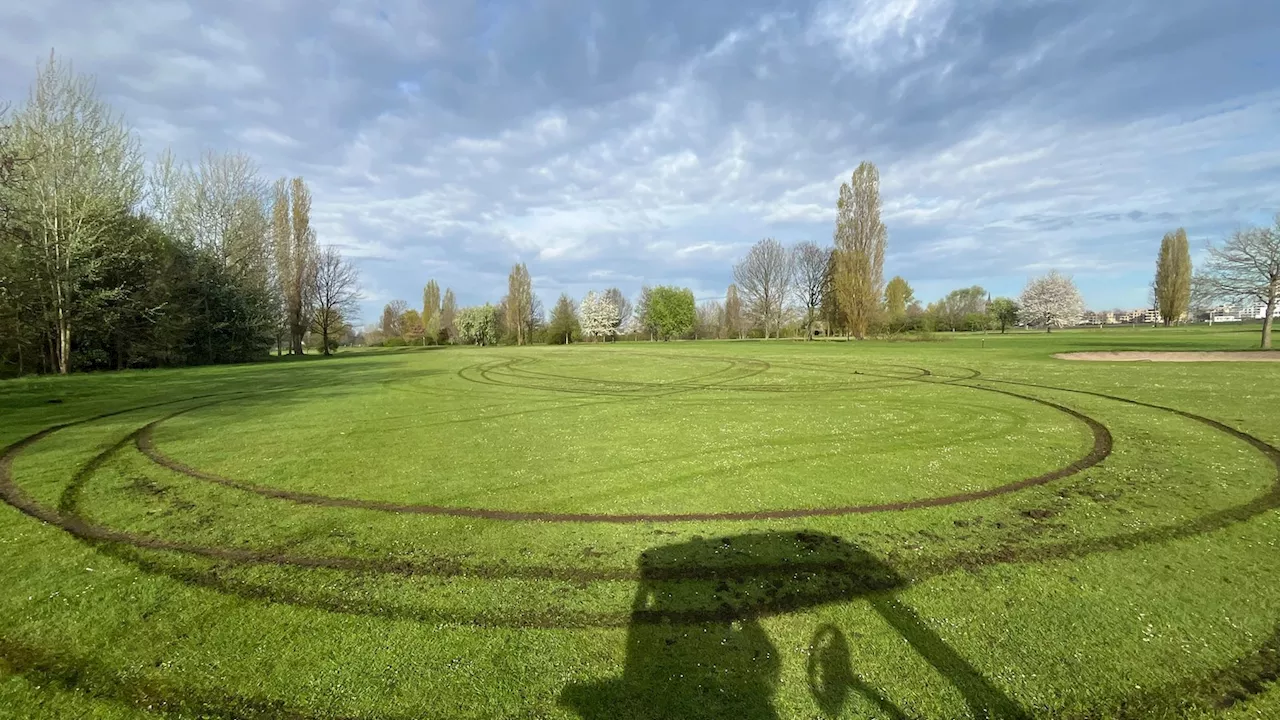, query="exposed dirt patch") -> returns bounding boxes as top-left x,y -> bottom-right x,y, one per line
1054,351 -> 1280,362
